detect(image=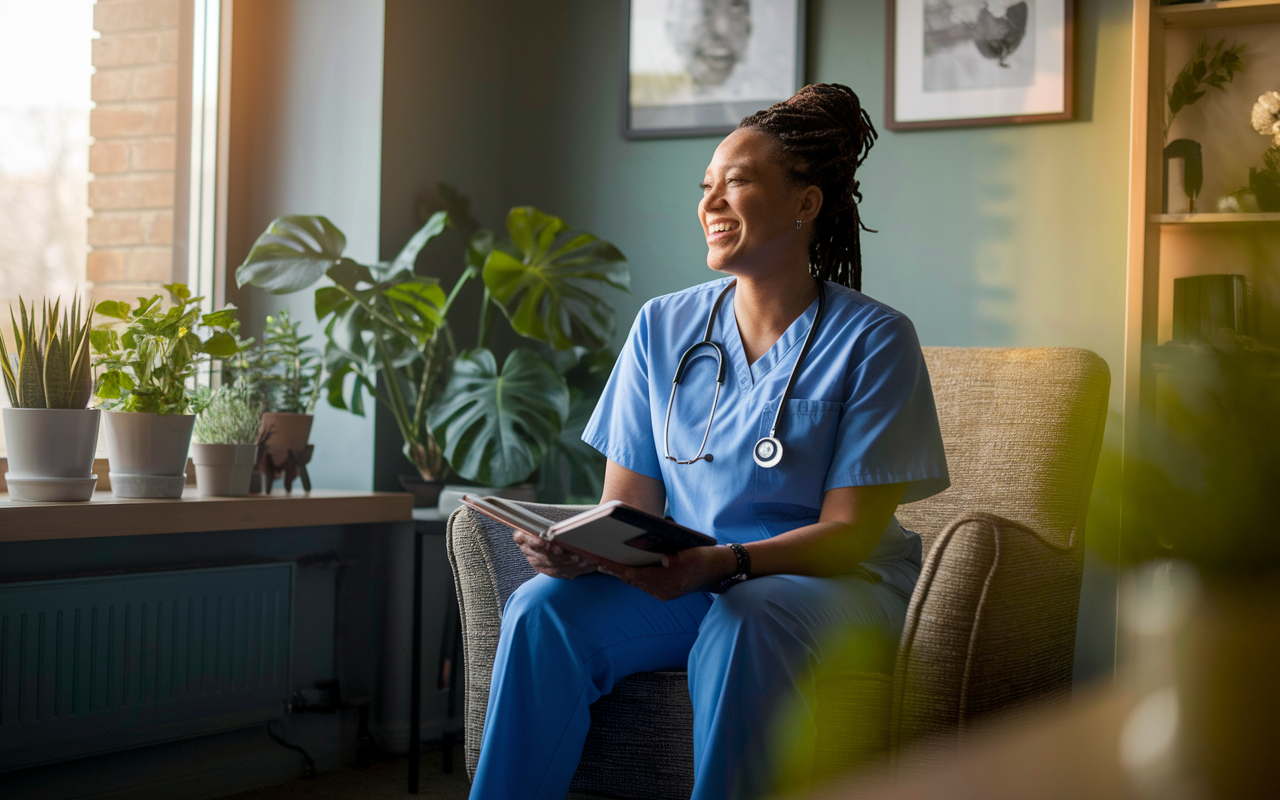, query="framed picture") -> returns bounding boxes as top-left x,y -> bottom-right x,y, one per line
624,0 -> 807,139
886,0 -> 1073,130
